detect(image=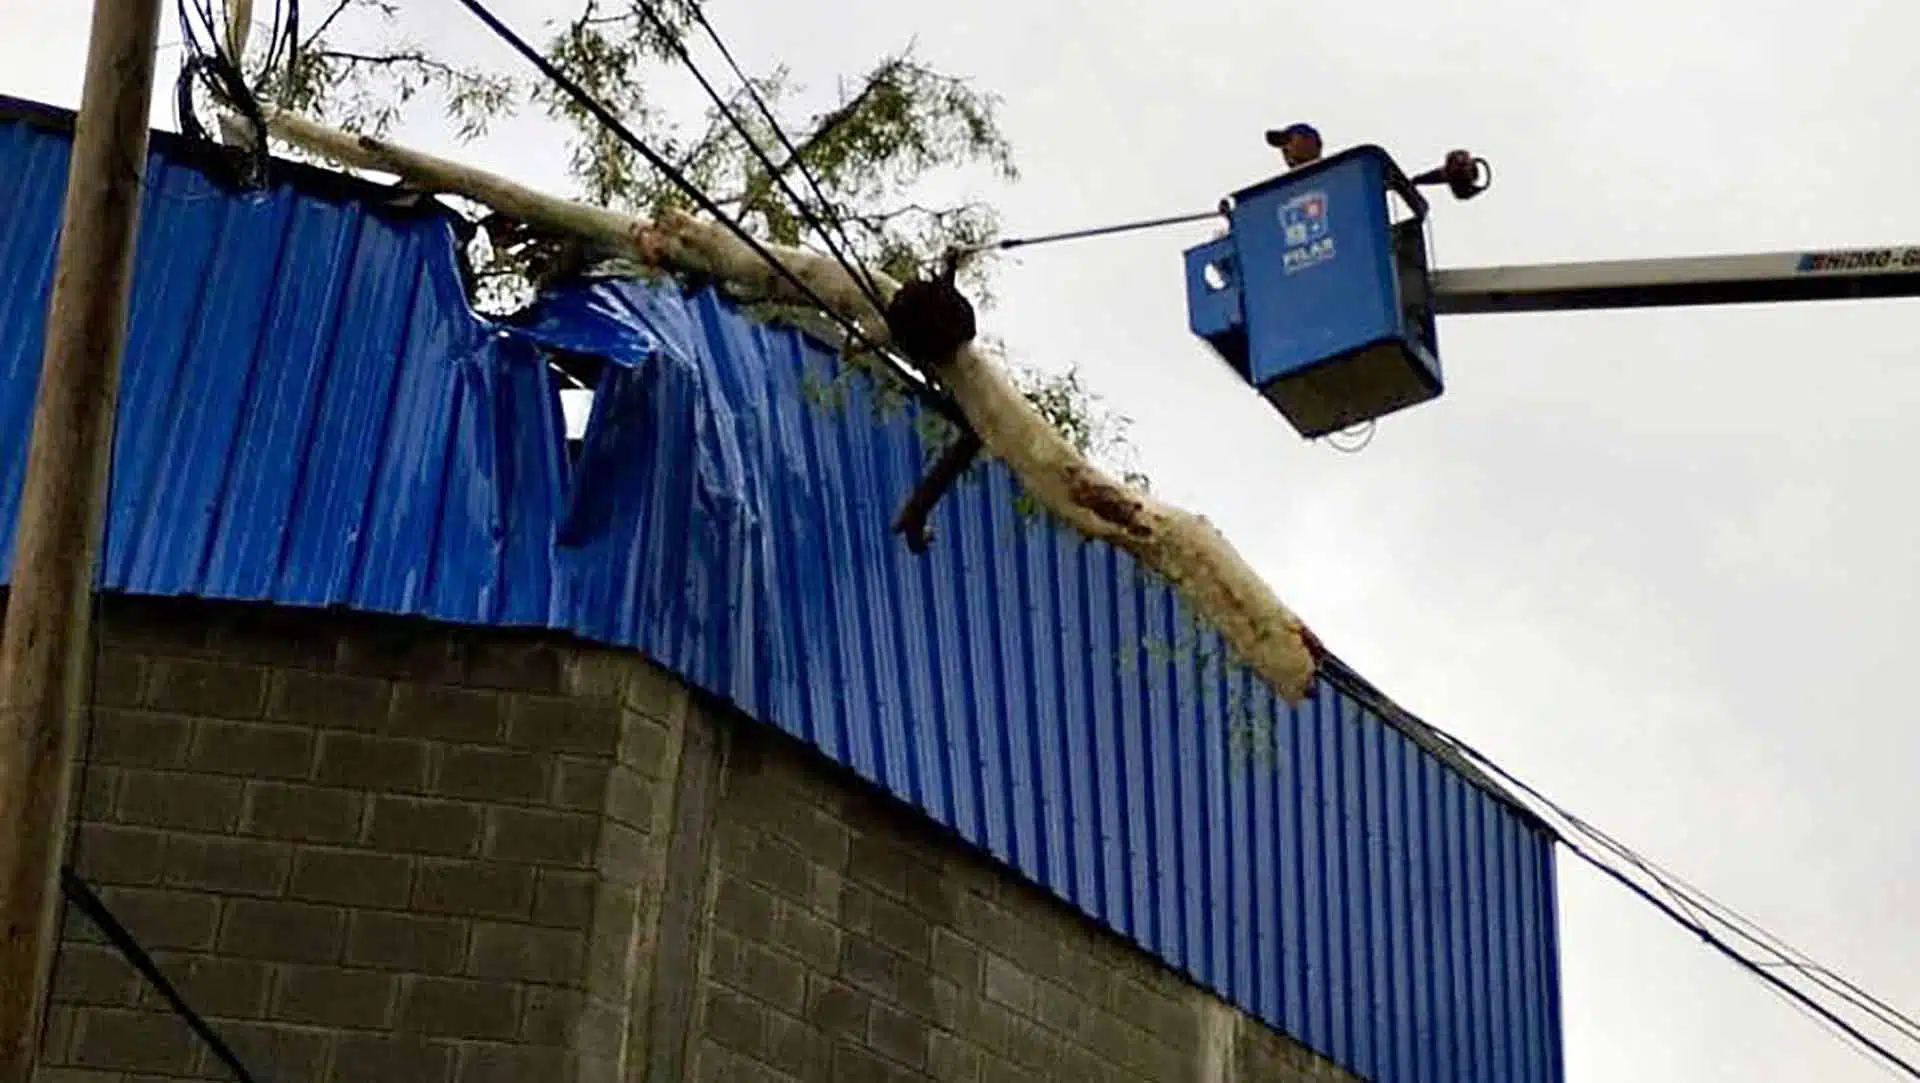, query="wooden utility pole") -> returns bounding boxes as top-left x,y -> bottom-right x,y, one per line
0,2 -> 164,1079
